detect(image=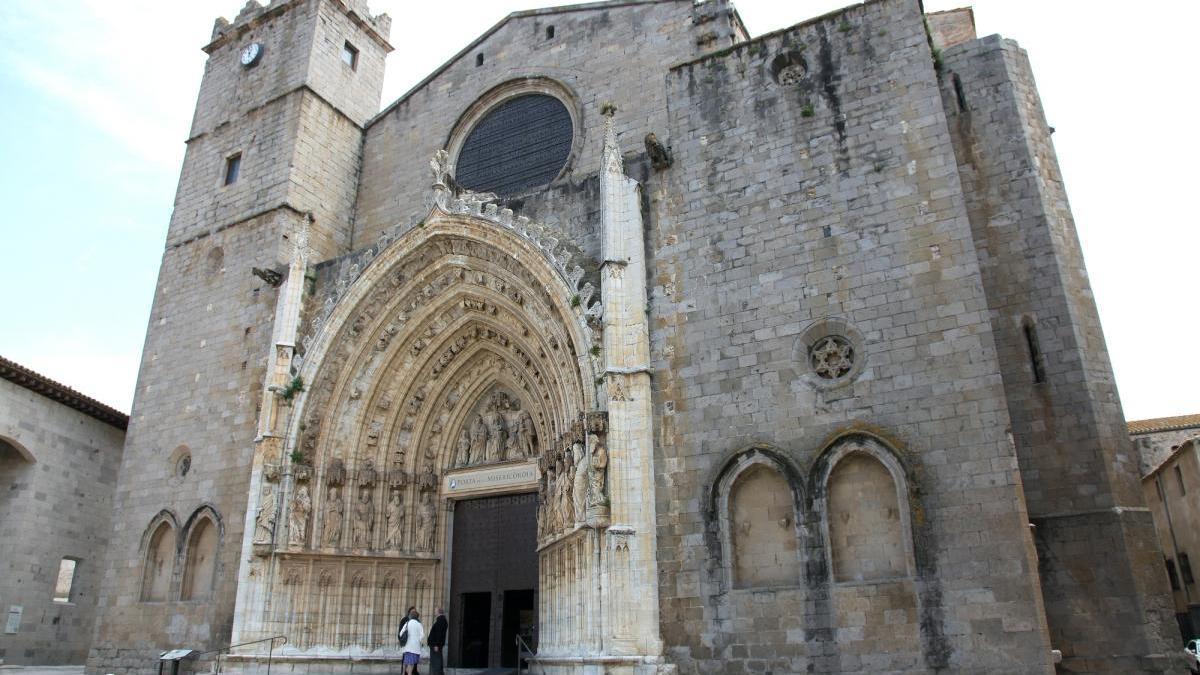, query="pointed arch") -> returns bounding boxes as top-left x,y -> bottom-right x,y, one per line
287,210 -> 598,565
812,433 -> 916,583
180,505 -> 223,601
708,445 -> 805,591
140,510 -> 179,602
